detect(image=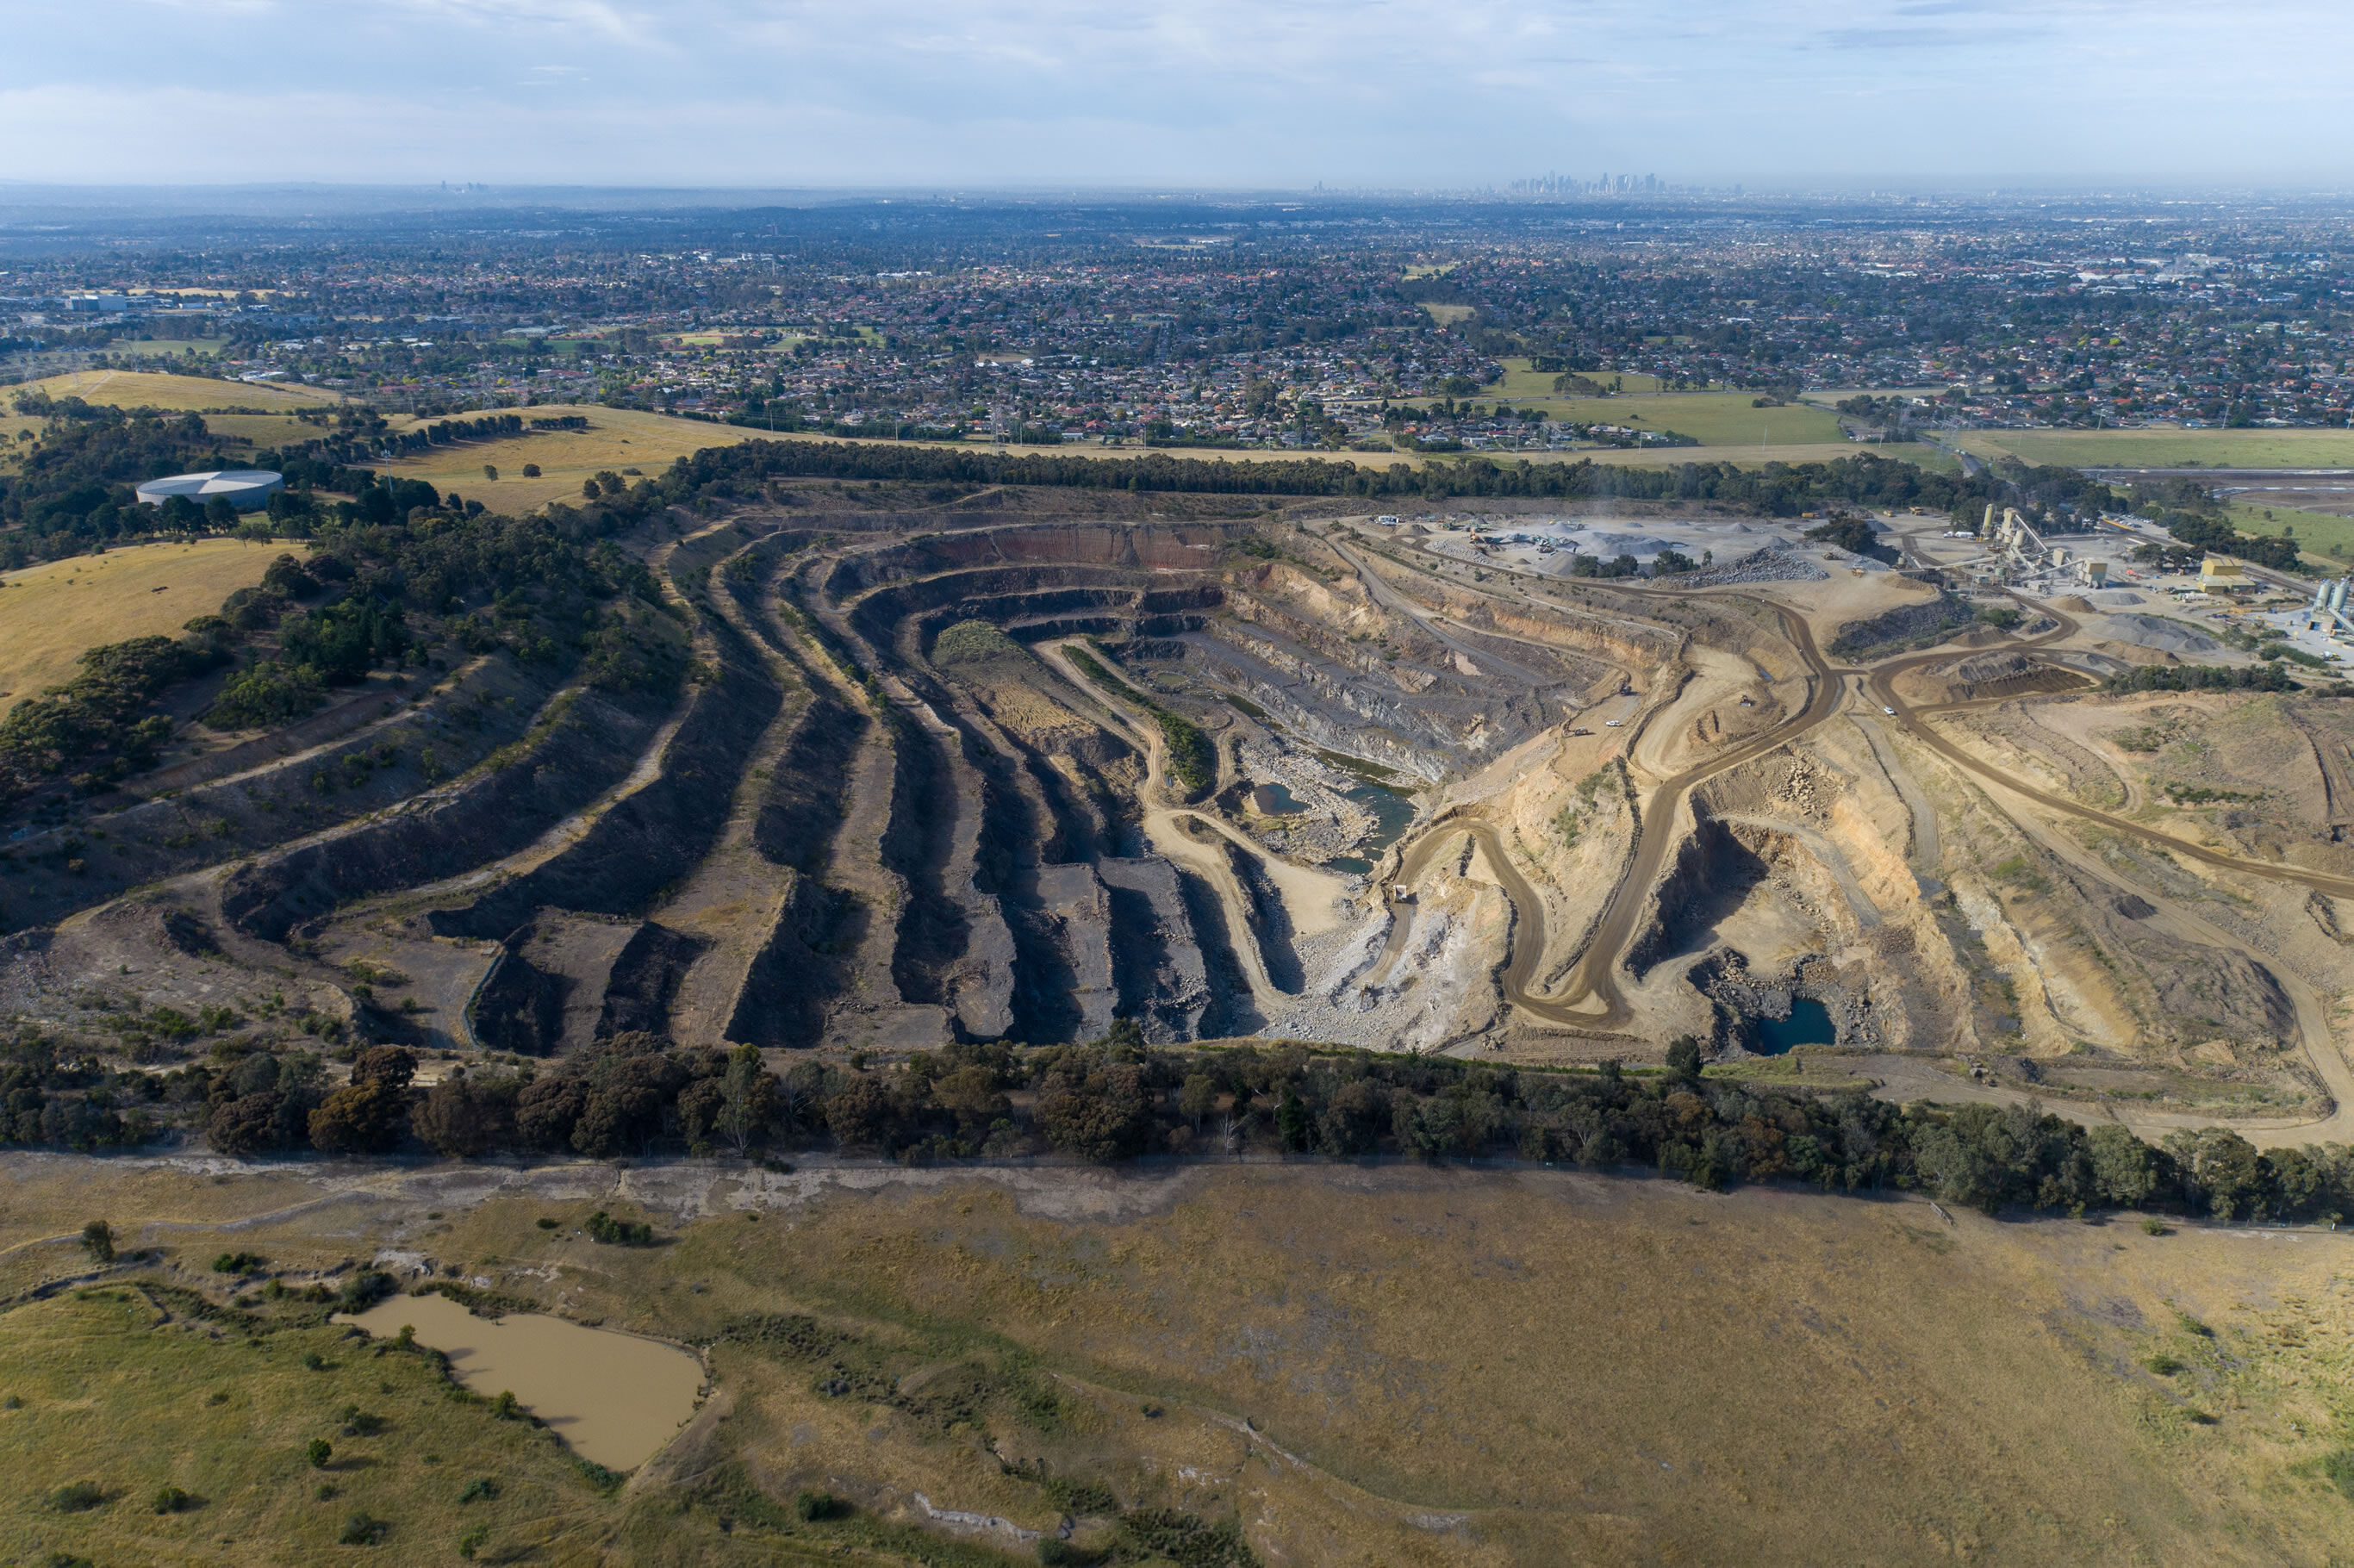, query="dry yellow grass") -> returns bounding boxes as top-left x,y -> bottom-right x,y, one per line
373,404 -> 778,511
21,370 -> 343,414
197,413 -> 333,447
0,539 -> 283,714
4,1154 -> 2354,1553
5,1156 -> 2354,1565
